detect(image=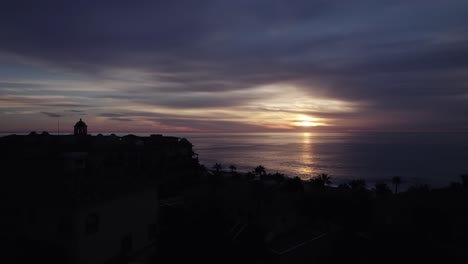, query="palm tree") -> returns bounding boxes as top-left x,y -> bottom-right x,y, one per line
229,164 -> 237,173
284,176 -> 304,192
272,172 -> 286,183
349,179 -> 366,191
319,173 -> 331,186
254,165 -> 266,176
374,183 -> 392,197
392,176 -> 401,194
310,173 -> 331,188
212,163 -> 222,175
461,174 -> 468,189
